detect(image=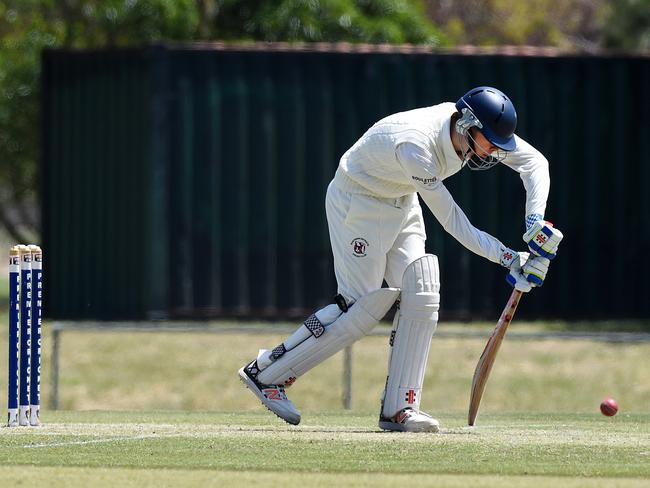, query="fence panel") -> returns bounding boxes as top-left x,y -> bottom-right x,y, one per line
41,46 -> 650,321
